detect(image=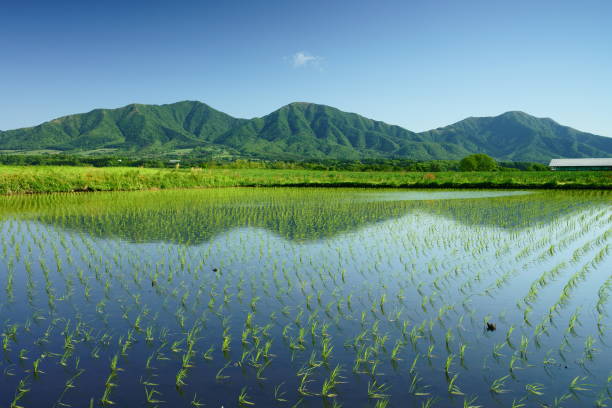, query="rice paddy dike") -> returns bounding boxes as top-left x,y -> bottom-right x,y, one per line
0,188 -> 610,407
0,166 -> 611,194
